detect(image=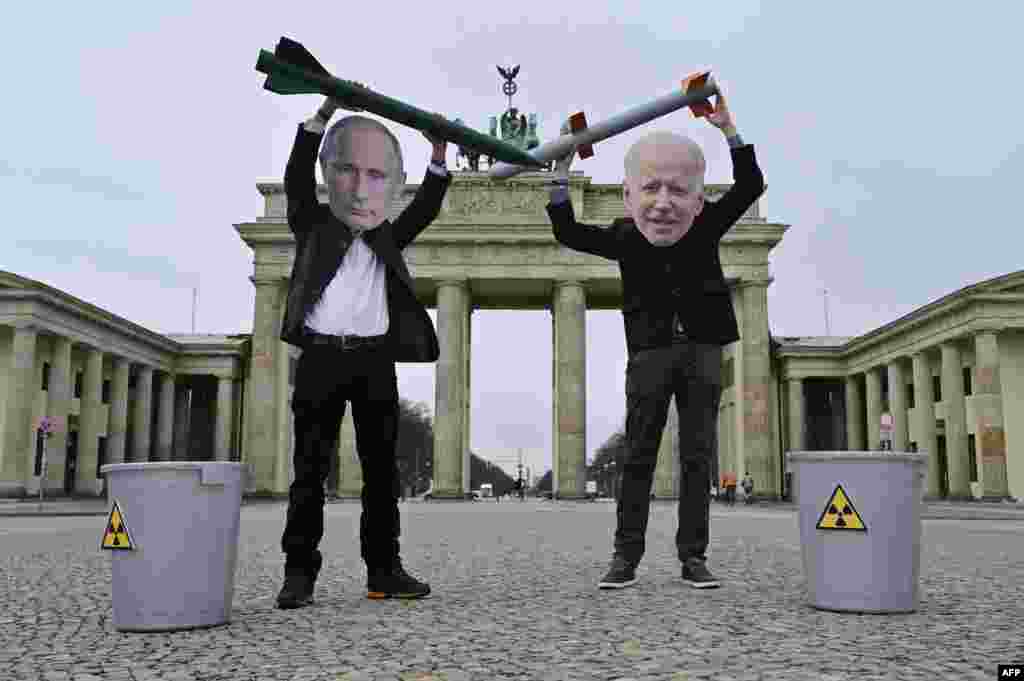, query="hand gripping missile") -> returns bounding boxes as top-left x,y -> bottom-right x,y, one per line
488,72 -> 719,180
256,37 -> 546,169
